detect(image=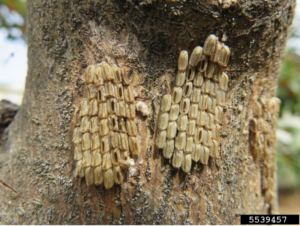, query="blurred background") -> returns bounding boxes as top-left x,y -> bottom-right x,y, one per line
0,0 -> 299,214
